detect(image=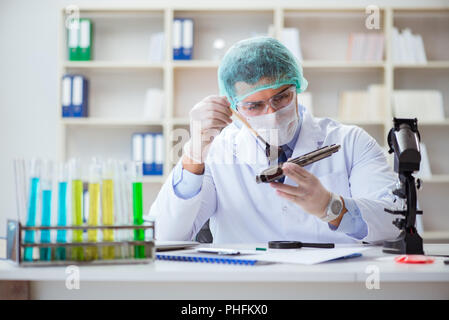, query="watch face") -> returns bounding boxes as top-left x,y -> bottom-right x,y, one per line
331,200 -> 343,215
